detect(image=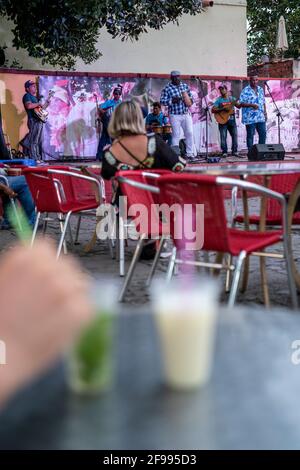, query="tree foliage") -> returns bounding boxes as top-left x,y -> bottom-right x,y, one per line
0,0 -> 205,69
247,0 -> 300,64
